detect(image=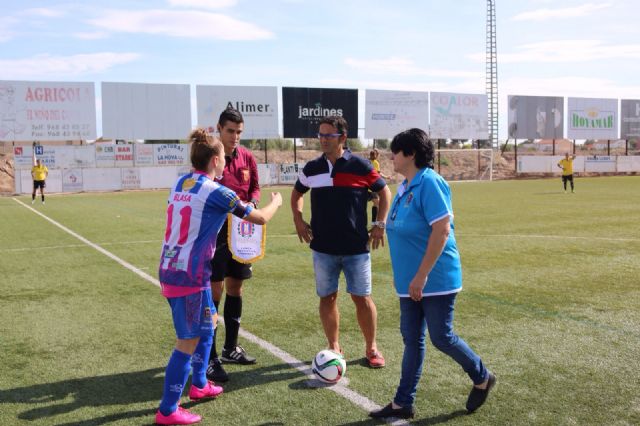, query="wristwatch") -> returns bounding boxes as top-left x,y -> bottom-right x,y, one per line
371,221 -> 386,229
